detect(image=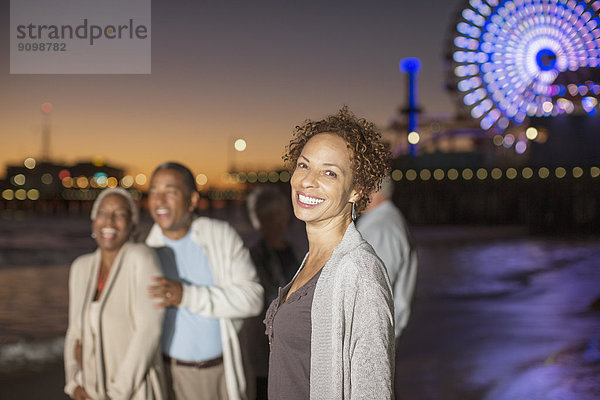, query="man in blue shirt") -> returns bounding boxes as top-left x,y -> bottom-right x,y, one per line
146,162 -> 263,400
